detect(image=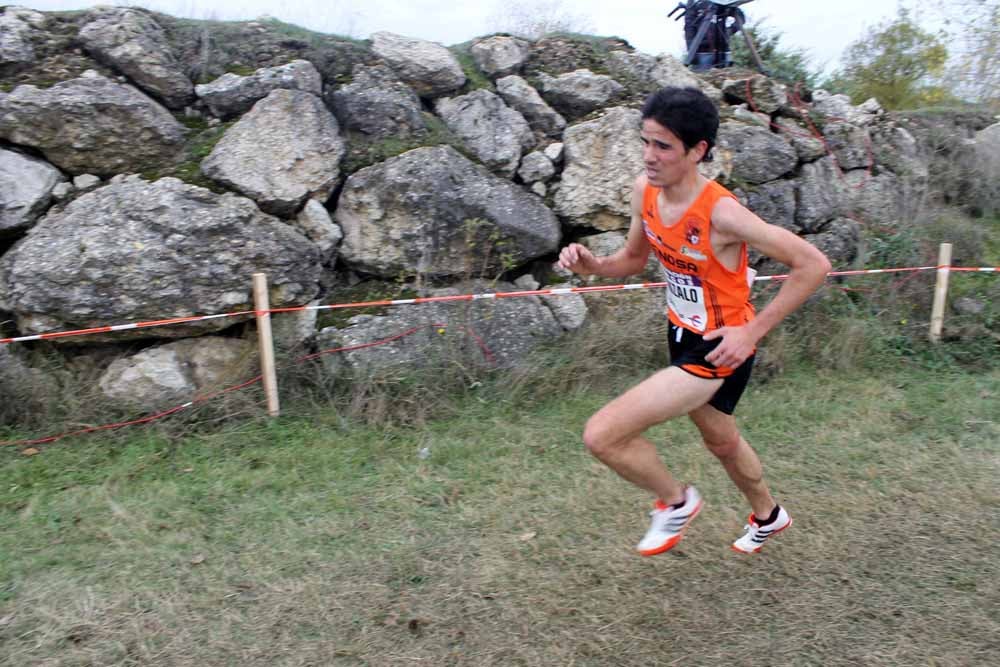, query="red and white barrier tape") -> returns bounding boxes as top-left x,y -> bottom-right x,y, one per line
1,322 -> 493,449
3,264 -> 997,451
0,311 -> 254,345
2,266 -> 996,346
